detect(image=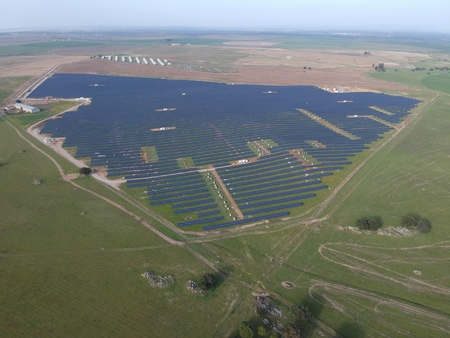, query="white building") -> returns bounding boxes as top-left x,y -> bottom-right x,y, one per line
14,103 -> 40,113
